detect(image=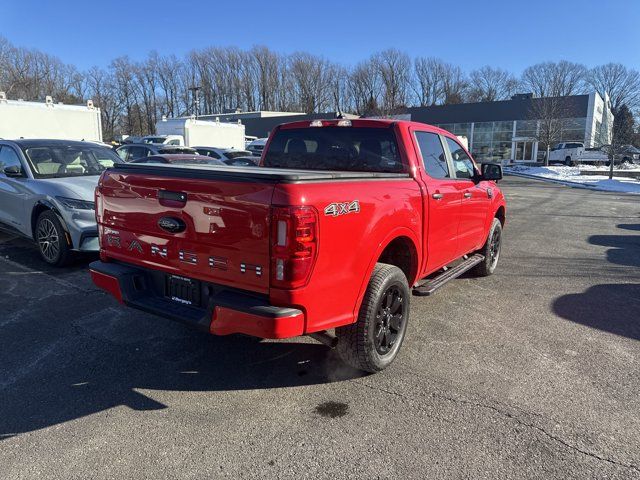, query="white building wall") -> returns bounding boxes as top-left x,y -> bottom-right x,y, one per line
584,92 -> 613,147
